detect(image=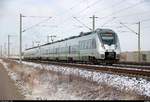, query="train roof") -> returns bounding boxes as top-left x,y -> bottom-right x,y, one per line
25,28 -> 115,51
